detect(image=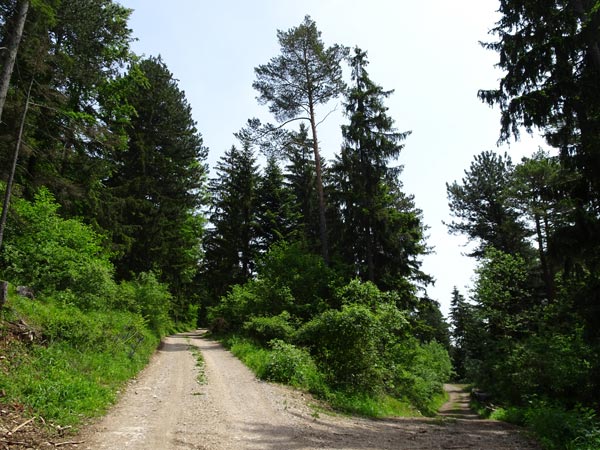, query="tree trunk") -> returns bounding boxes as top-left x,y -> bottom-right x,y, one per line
308,106 -> 329,263
535,212 -> 554,302
0,281 -> 7,308
0,78 -> 33,253
0,0 -> 29,124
